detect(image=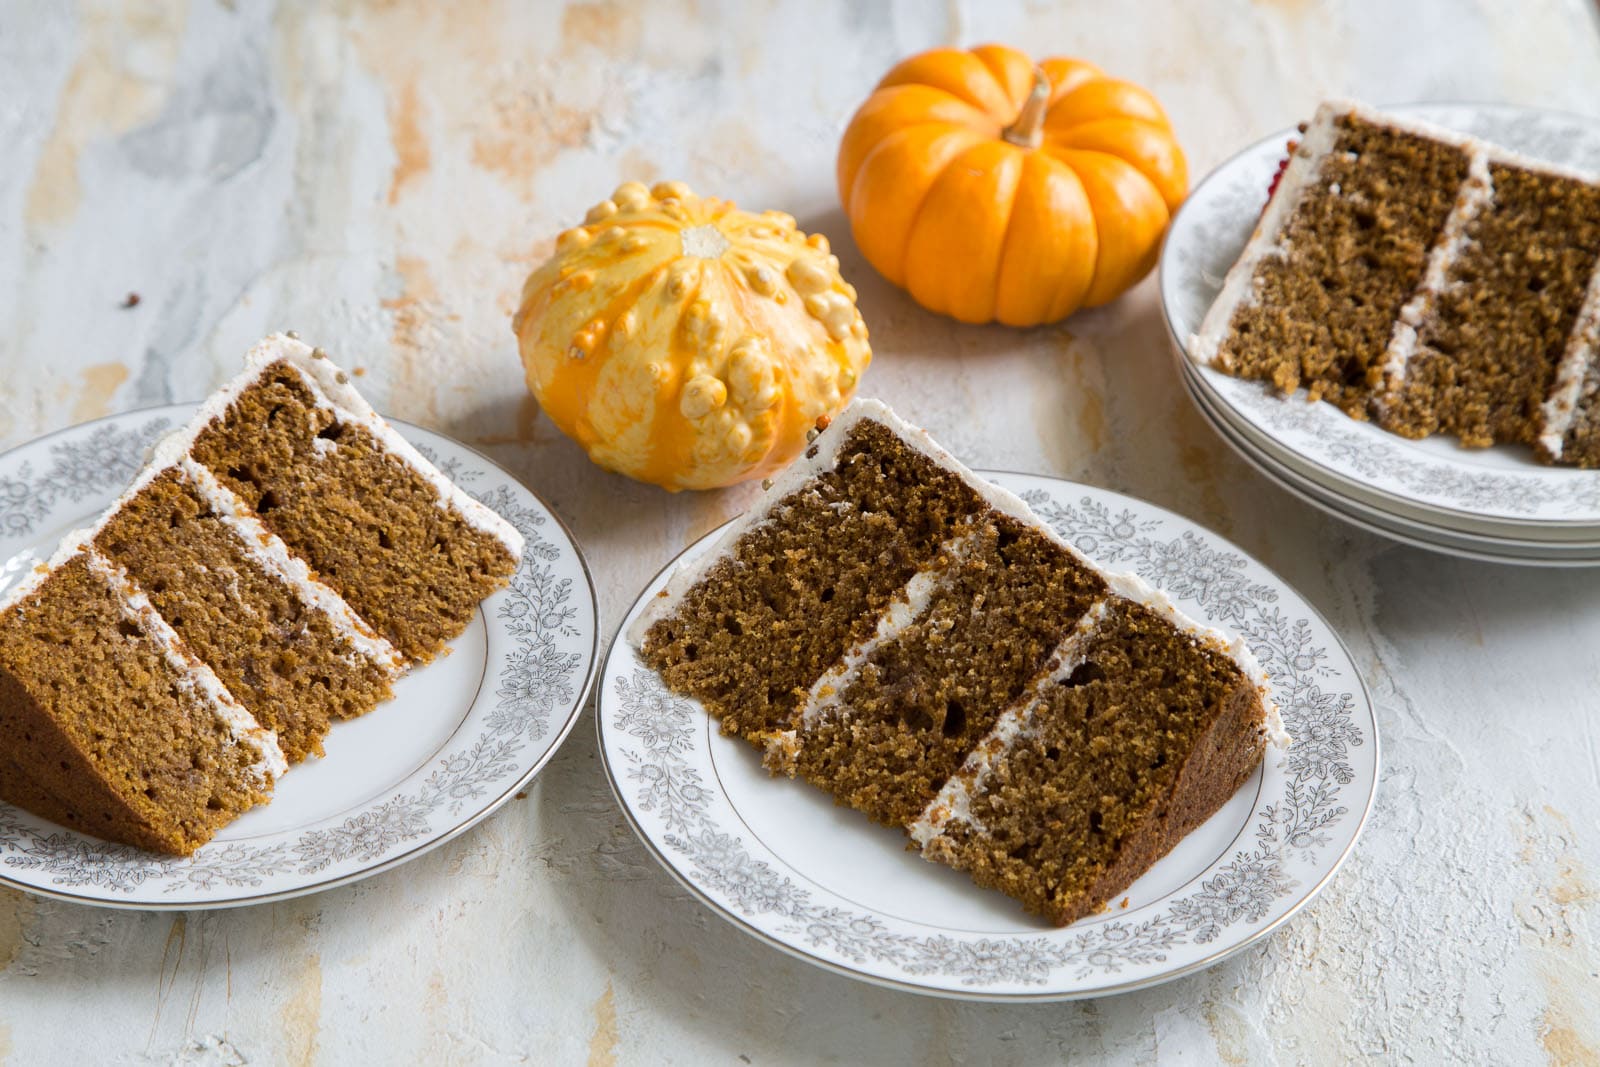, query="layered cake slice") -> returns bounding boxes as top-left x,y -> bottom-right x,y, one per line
635,415 -> 987,744
1190,100 -> 1600,466
0,334 -> 524,854
189,336 -> 523,663
90,455 -> 405,763
1541,274 -> 1600,465
1190,102 -> 1473,416
912,599 -> 1270,925
632,399 -> 1284,925
0,538 -> 285,855
1374,157 -> 1600,447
